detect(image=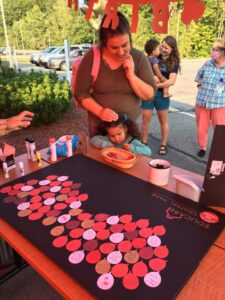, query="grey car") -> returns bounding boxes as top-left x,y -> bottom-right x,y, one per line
48,49 -> 88,71
39,44 -> 91,68
30,46 -> 56,65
